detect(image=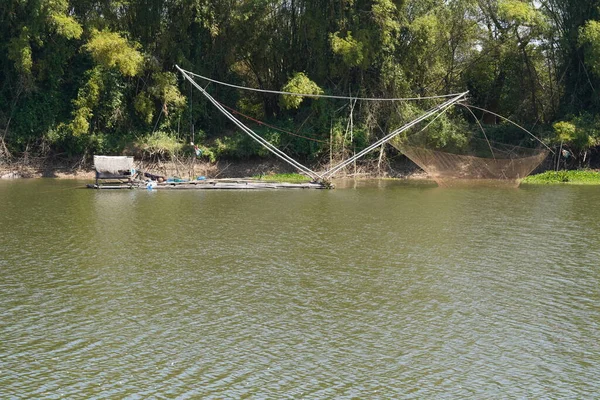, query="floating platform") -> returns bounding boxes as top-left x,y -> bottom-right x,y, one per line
86,179 -> 330,190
